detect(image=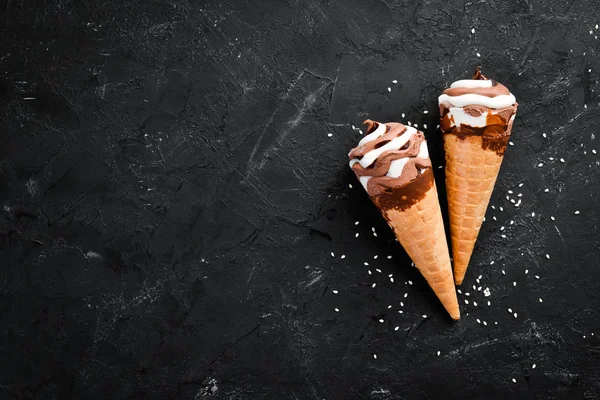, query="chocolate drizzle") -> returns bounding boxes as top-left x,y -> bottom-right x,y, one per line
440,67 -> 518,156
349,120 -> 432,198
